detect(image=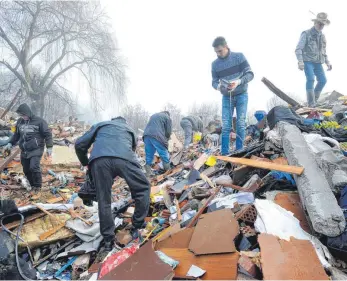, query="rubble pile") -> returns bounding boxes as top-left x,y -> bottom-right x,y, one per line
1,92 -> 347,280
